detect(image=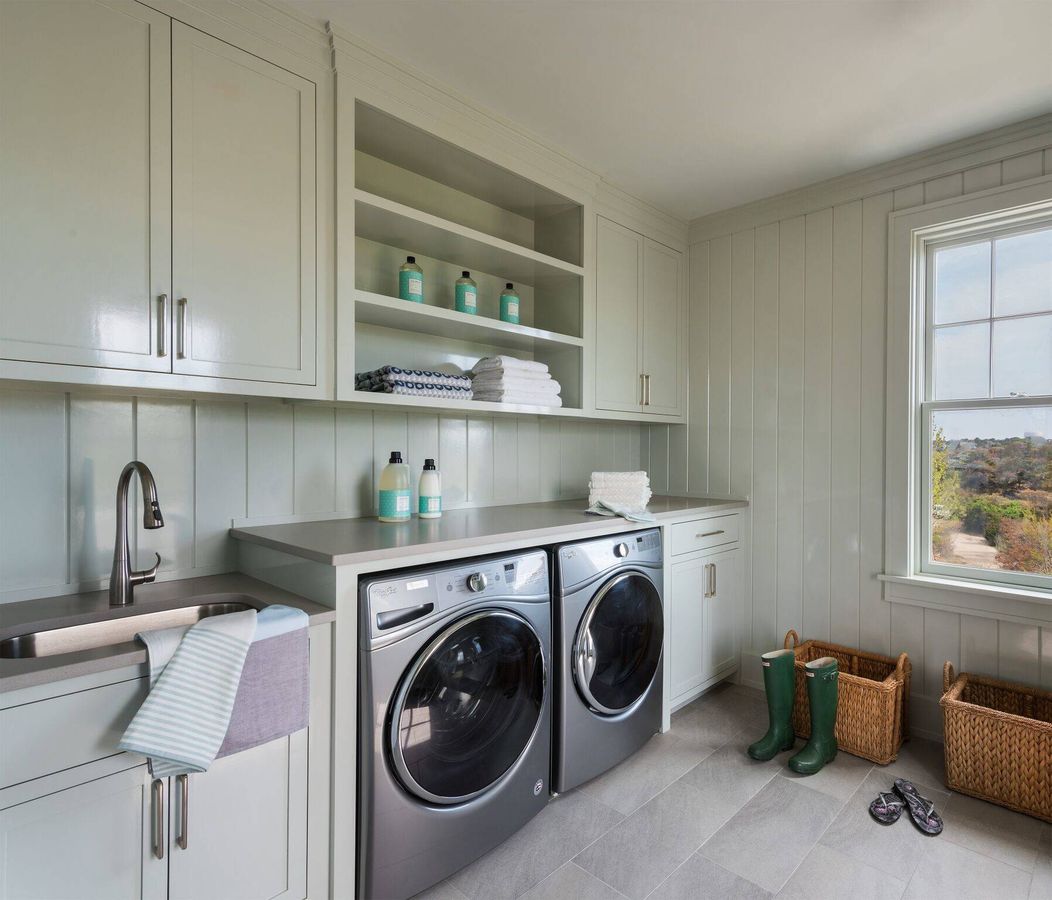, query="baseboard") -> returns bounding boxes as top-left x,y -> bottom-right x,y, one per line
739,648 -> 764,691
